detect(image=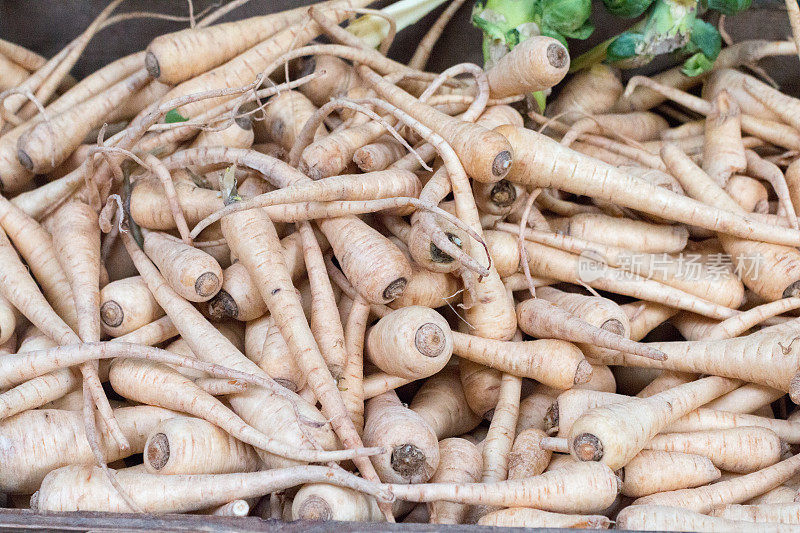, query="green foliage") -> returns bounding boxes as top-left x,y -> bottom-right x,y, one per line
680,18 -> 721,75
165,109 -> 188,123
471,0 -> 592,63
703,0 -> 752,15
602,0 -> 656,18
